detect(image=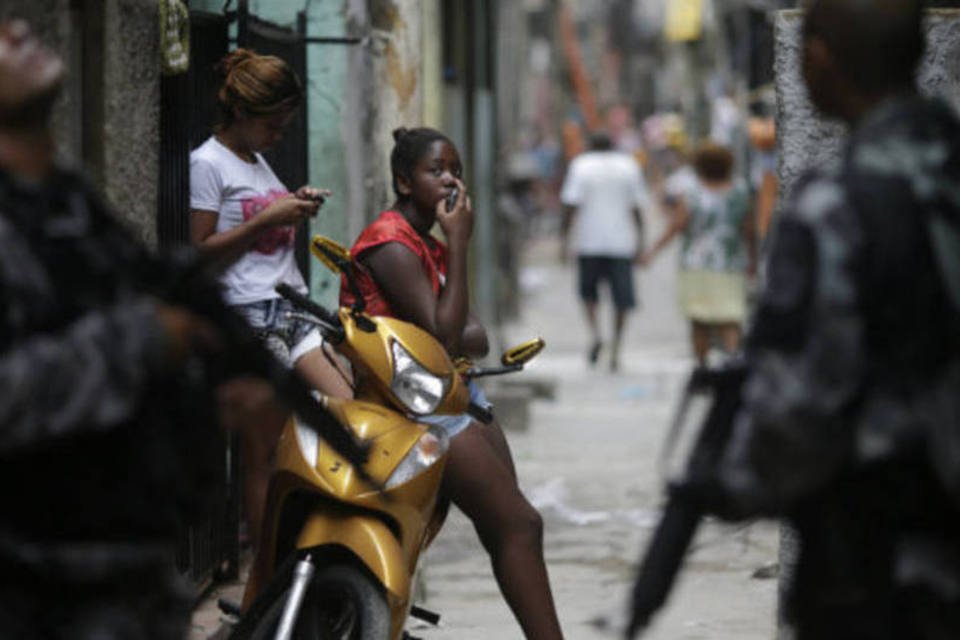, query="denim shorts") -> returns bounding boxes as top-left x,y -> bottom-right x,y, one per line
417,380 -> 492,439
233,297 -> 323,366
